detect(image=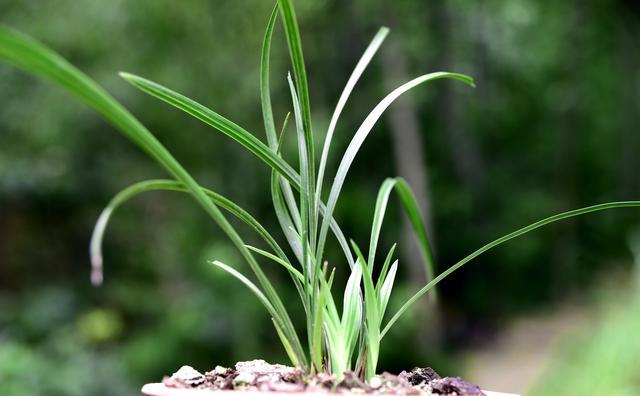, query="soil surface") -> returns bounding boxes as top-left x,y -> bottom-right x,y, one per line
160,360 -> 485,395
